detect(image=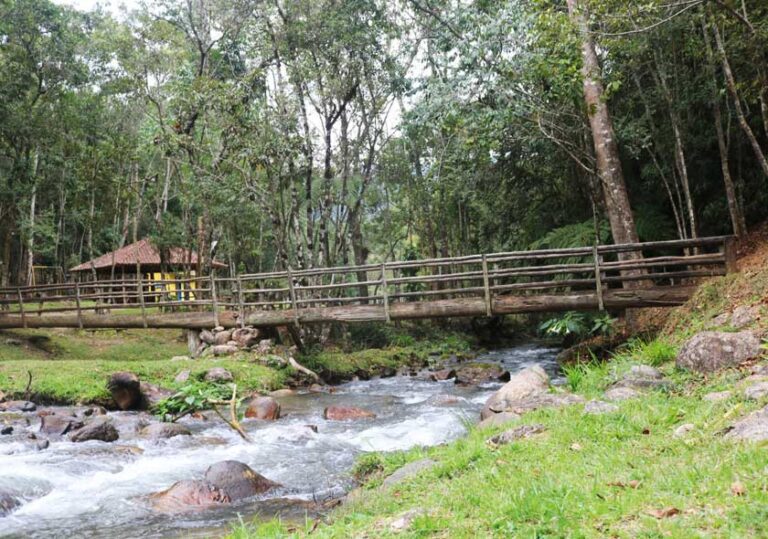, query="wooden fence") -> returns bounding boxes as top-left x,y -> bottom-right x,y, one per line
0,236 -> 735,329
